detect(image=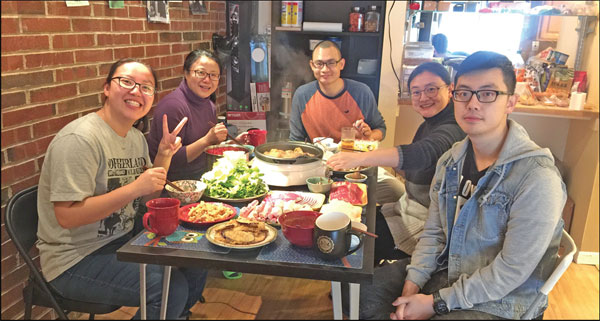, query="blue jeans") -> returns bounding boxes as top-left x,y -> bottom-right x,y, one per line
49,234 -> 207,320
343,258 -> 508,320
